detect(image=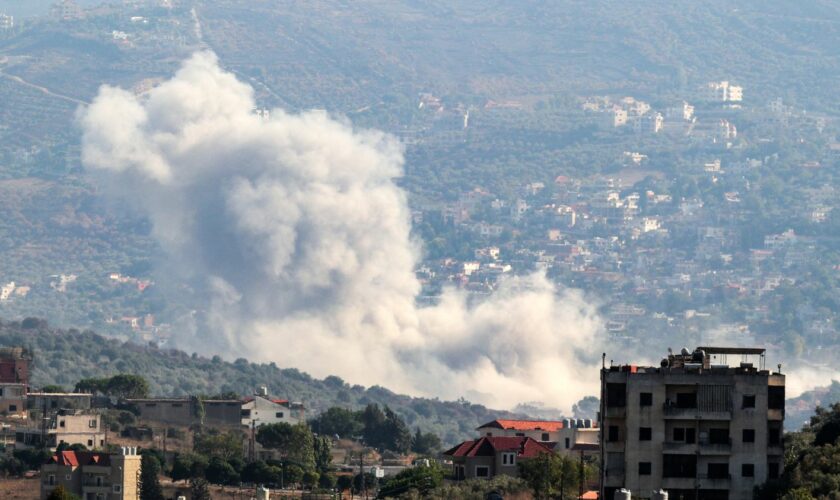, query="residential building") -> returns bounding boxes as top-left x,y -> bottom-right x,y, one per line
40,447 -> 141,500
703,81 -> 744,103
476,418 -> 598,458
28,392 -> 93,413
241,395 -> 305,428
128,397 -> 242,427
0,347 -> 30,385
17,409 -> 105,450
444,436 -> 554,480
600,346 -> 785,500
0,13 -> 13,30
0,383 -> 26,415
